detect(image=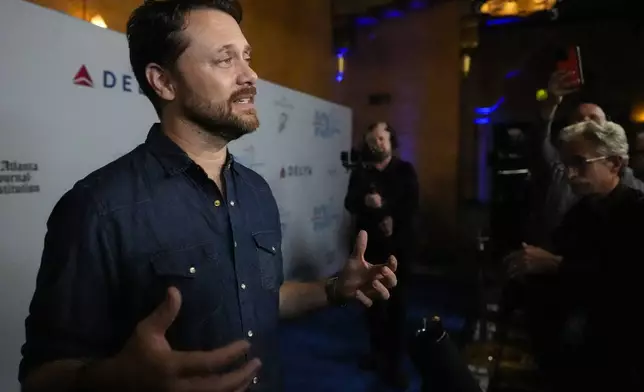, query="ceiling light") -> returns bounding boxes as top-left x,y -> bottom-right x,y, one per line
90,14 -> 107,28
479,0 -> 557,17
